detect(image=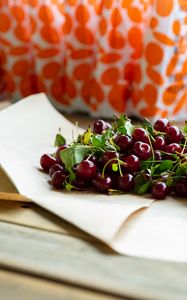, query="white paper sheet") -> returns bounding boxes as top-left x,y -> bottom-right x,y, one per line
0,94 -> 151,245
0,93 -> 187,262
